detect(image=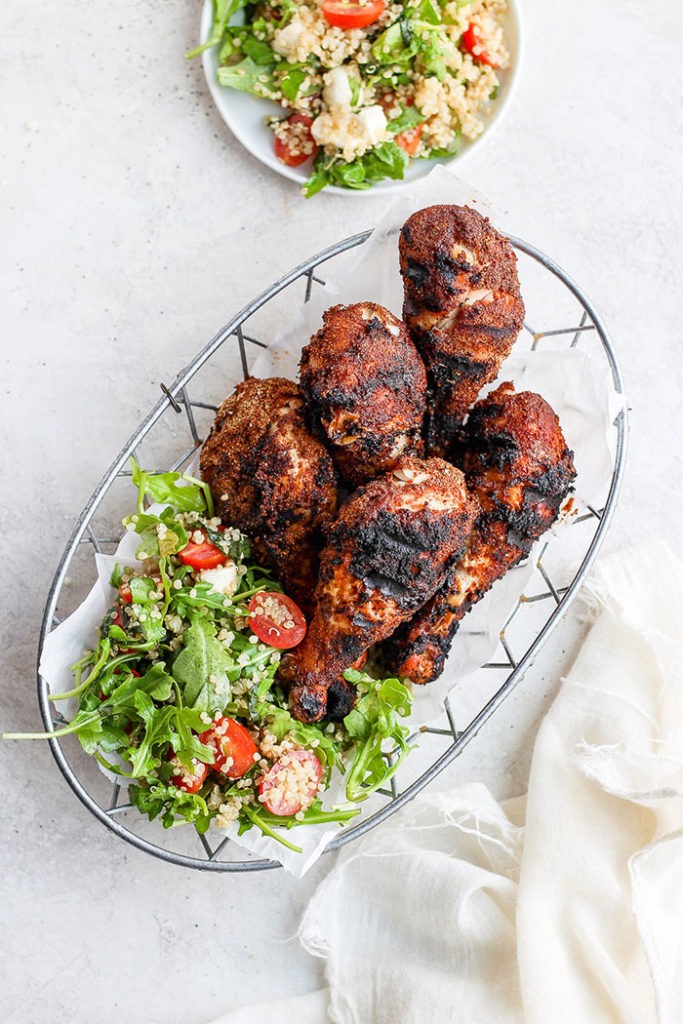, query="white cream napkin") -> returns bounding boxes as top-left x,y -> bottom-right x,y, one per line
208,540 -> 683,1024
